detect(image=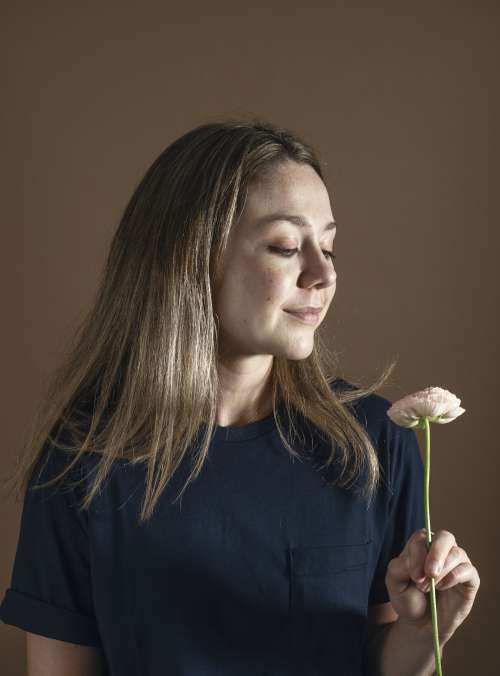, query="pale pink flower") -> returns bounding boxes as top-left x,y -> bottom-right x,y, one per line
386,384 -> 466,675
387,386 -> 466,429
